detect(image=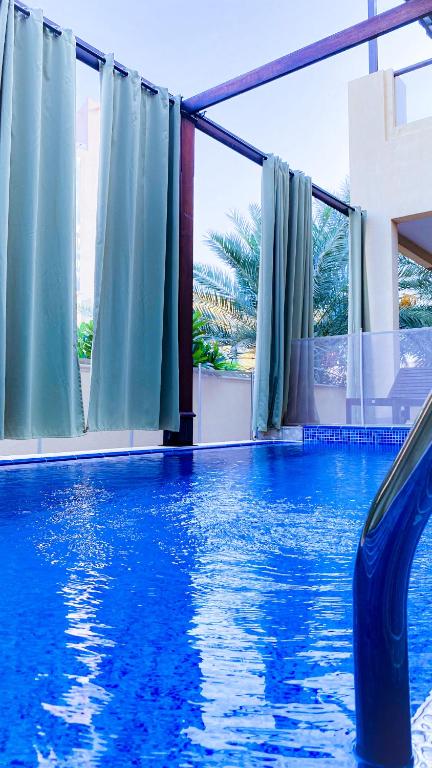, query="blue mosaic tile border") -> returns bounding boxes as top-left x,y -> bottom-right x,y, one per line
303,425 -> 410,446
